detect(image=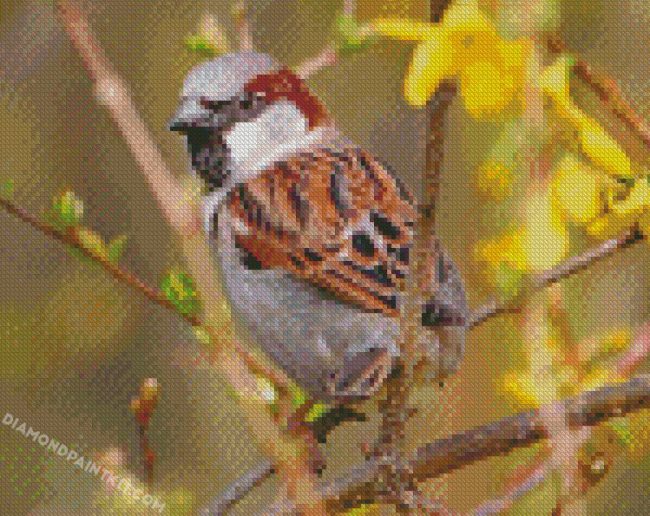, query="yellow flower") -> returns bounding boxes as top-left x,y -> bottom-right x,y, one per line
504,327 -> 629,409
540,55 -> 573,113
579,328 -> 632,363
503,372 -> 543,407
475,228 -> 528,272
577,116 -> 632,178
551,154 -> 603,224
581,366 -> 625,392
475,160 -> 513,200
541,57 -> 632,178
372,1 -> 530,116
587,178 -> 650,238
